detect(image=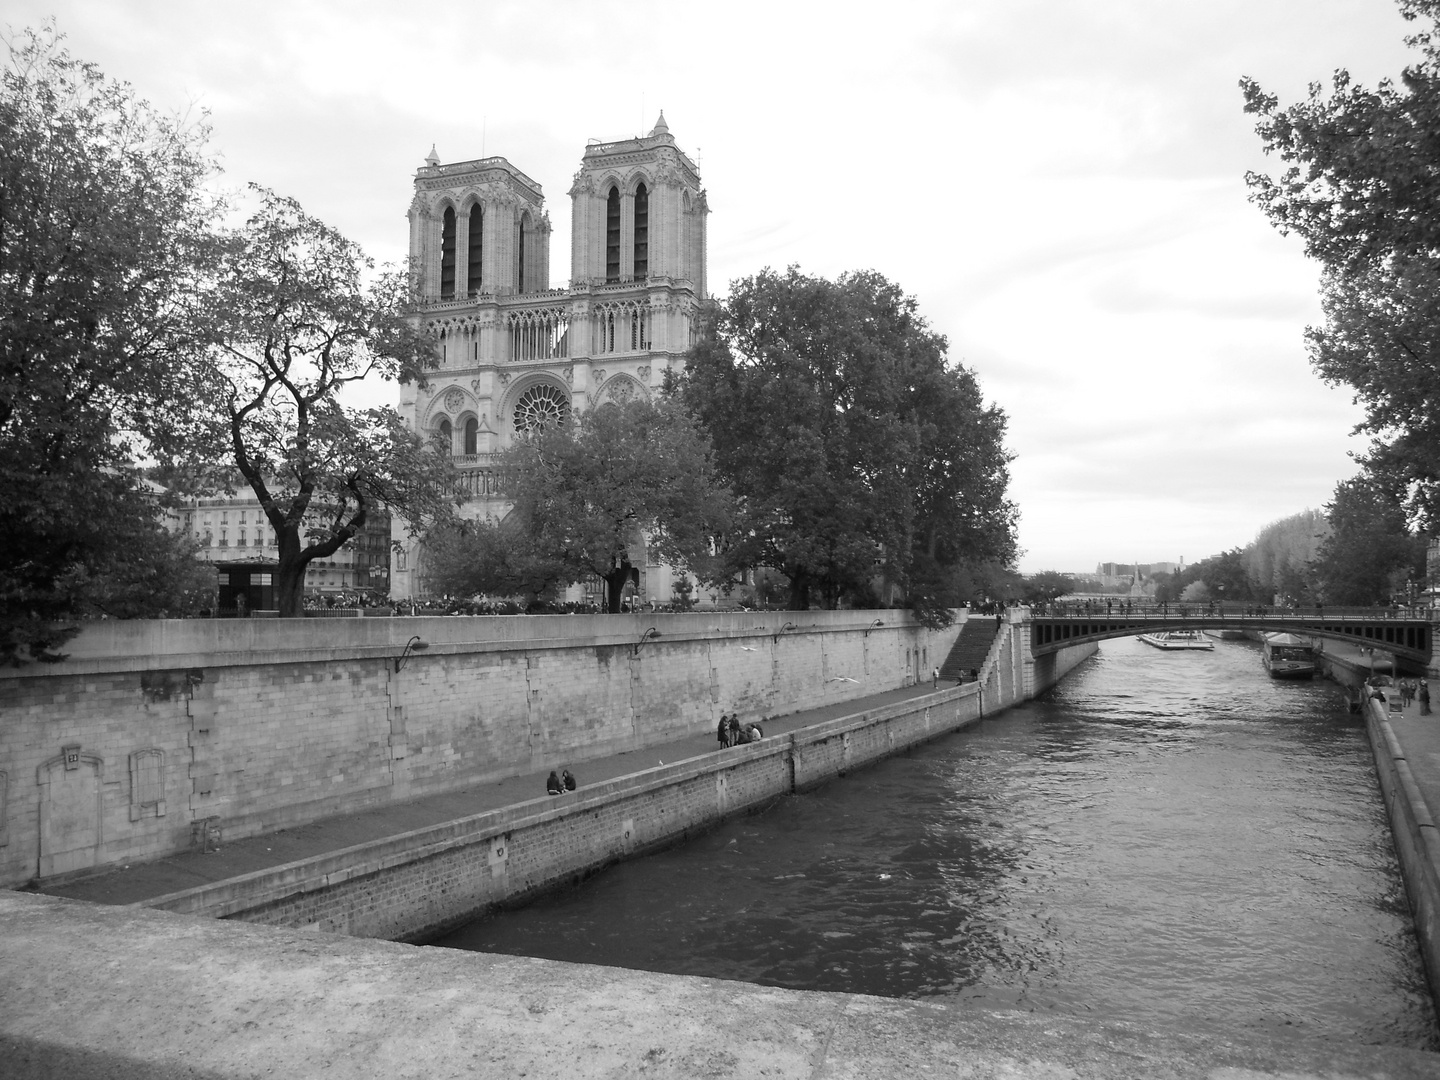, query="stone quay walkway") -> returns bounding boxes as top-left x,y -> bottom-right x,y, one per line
42,680 -> 956,908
